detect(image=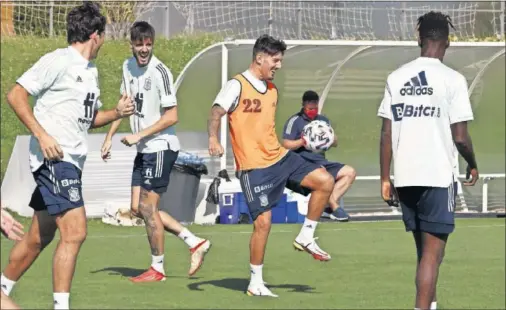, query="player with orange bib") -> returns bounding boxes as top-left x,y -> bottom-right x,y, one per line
208,34 -> 335,297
